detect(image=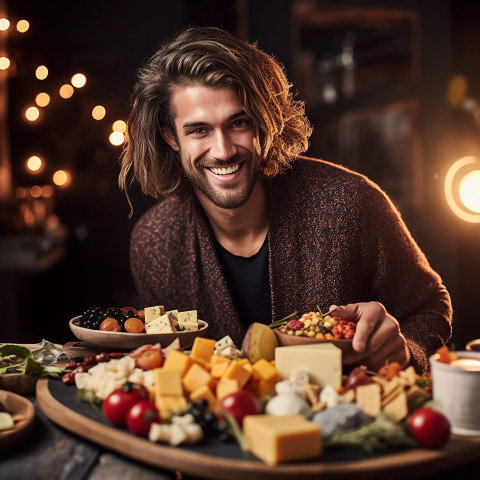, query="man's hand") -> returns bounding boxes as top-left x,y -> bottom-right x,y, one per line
330,302 -> 410,371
